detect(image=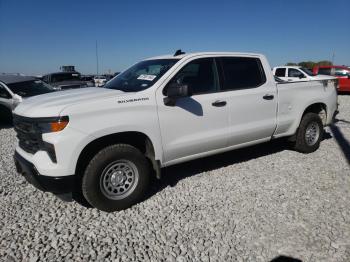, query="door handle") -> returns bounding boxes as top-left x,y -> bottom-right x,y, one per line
263,94 -> 274,100
212,100 -> 227,107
